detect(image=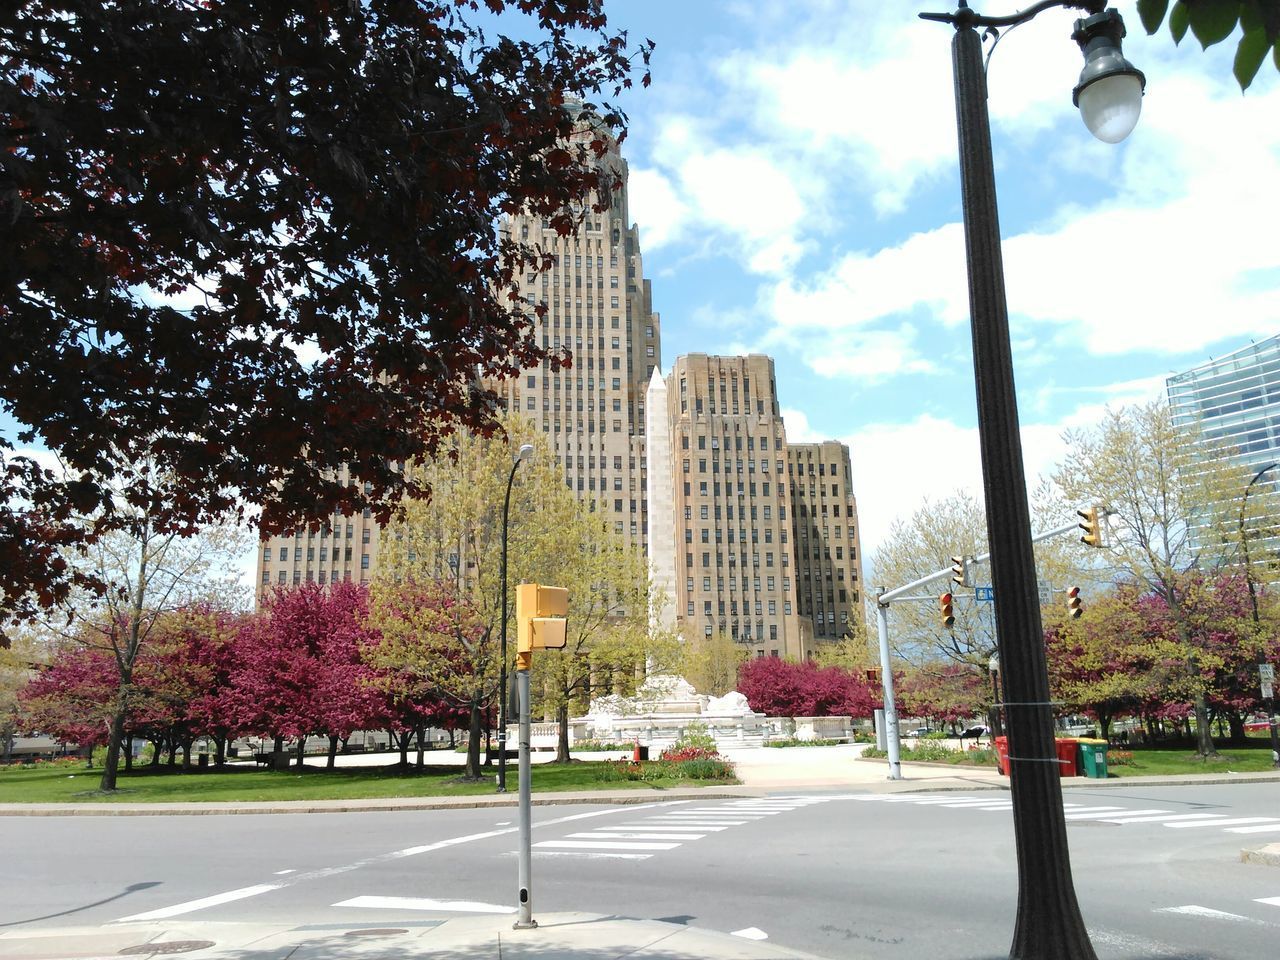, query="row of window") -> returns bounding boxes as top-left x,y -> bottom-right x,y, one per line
261,554 -> 371,583
691,599 -> 789,618
681,433 -> 777,452
687,551 -> 784,569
